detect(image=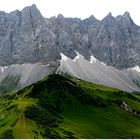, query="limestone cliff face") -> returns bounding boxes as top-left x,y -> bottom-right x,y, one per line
0,5 -> 60,65
0,4 -> 140,69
